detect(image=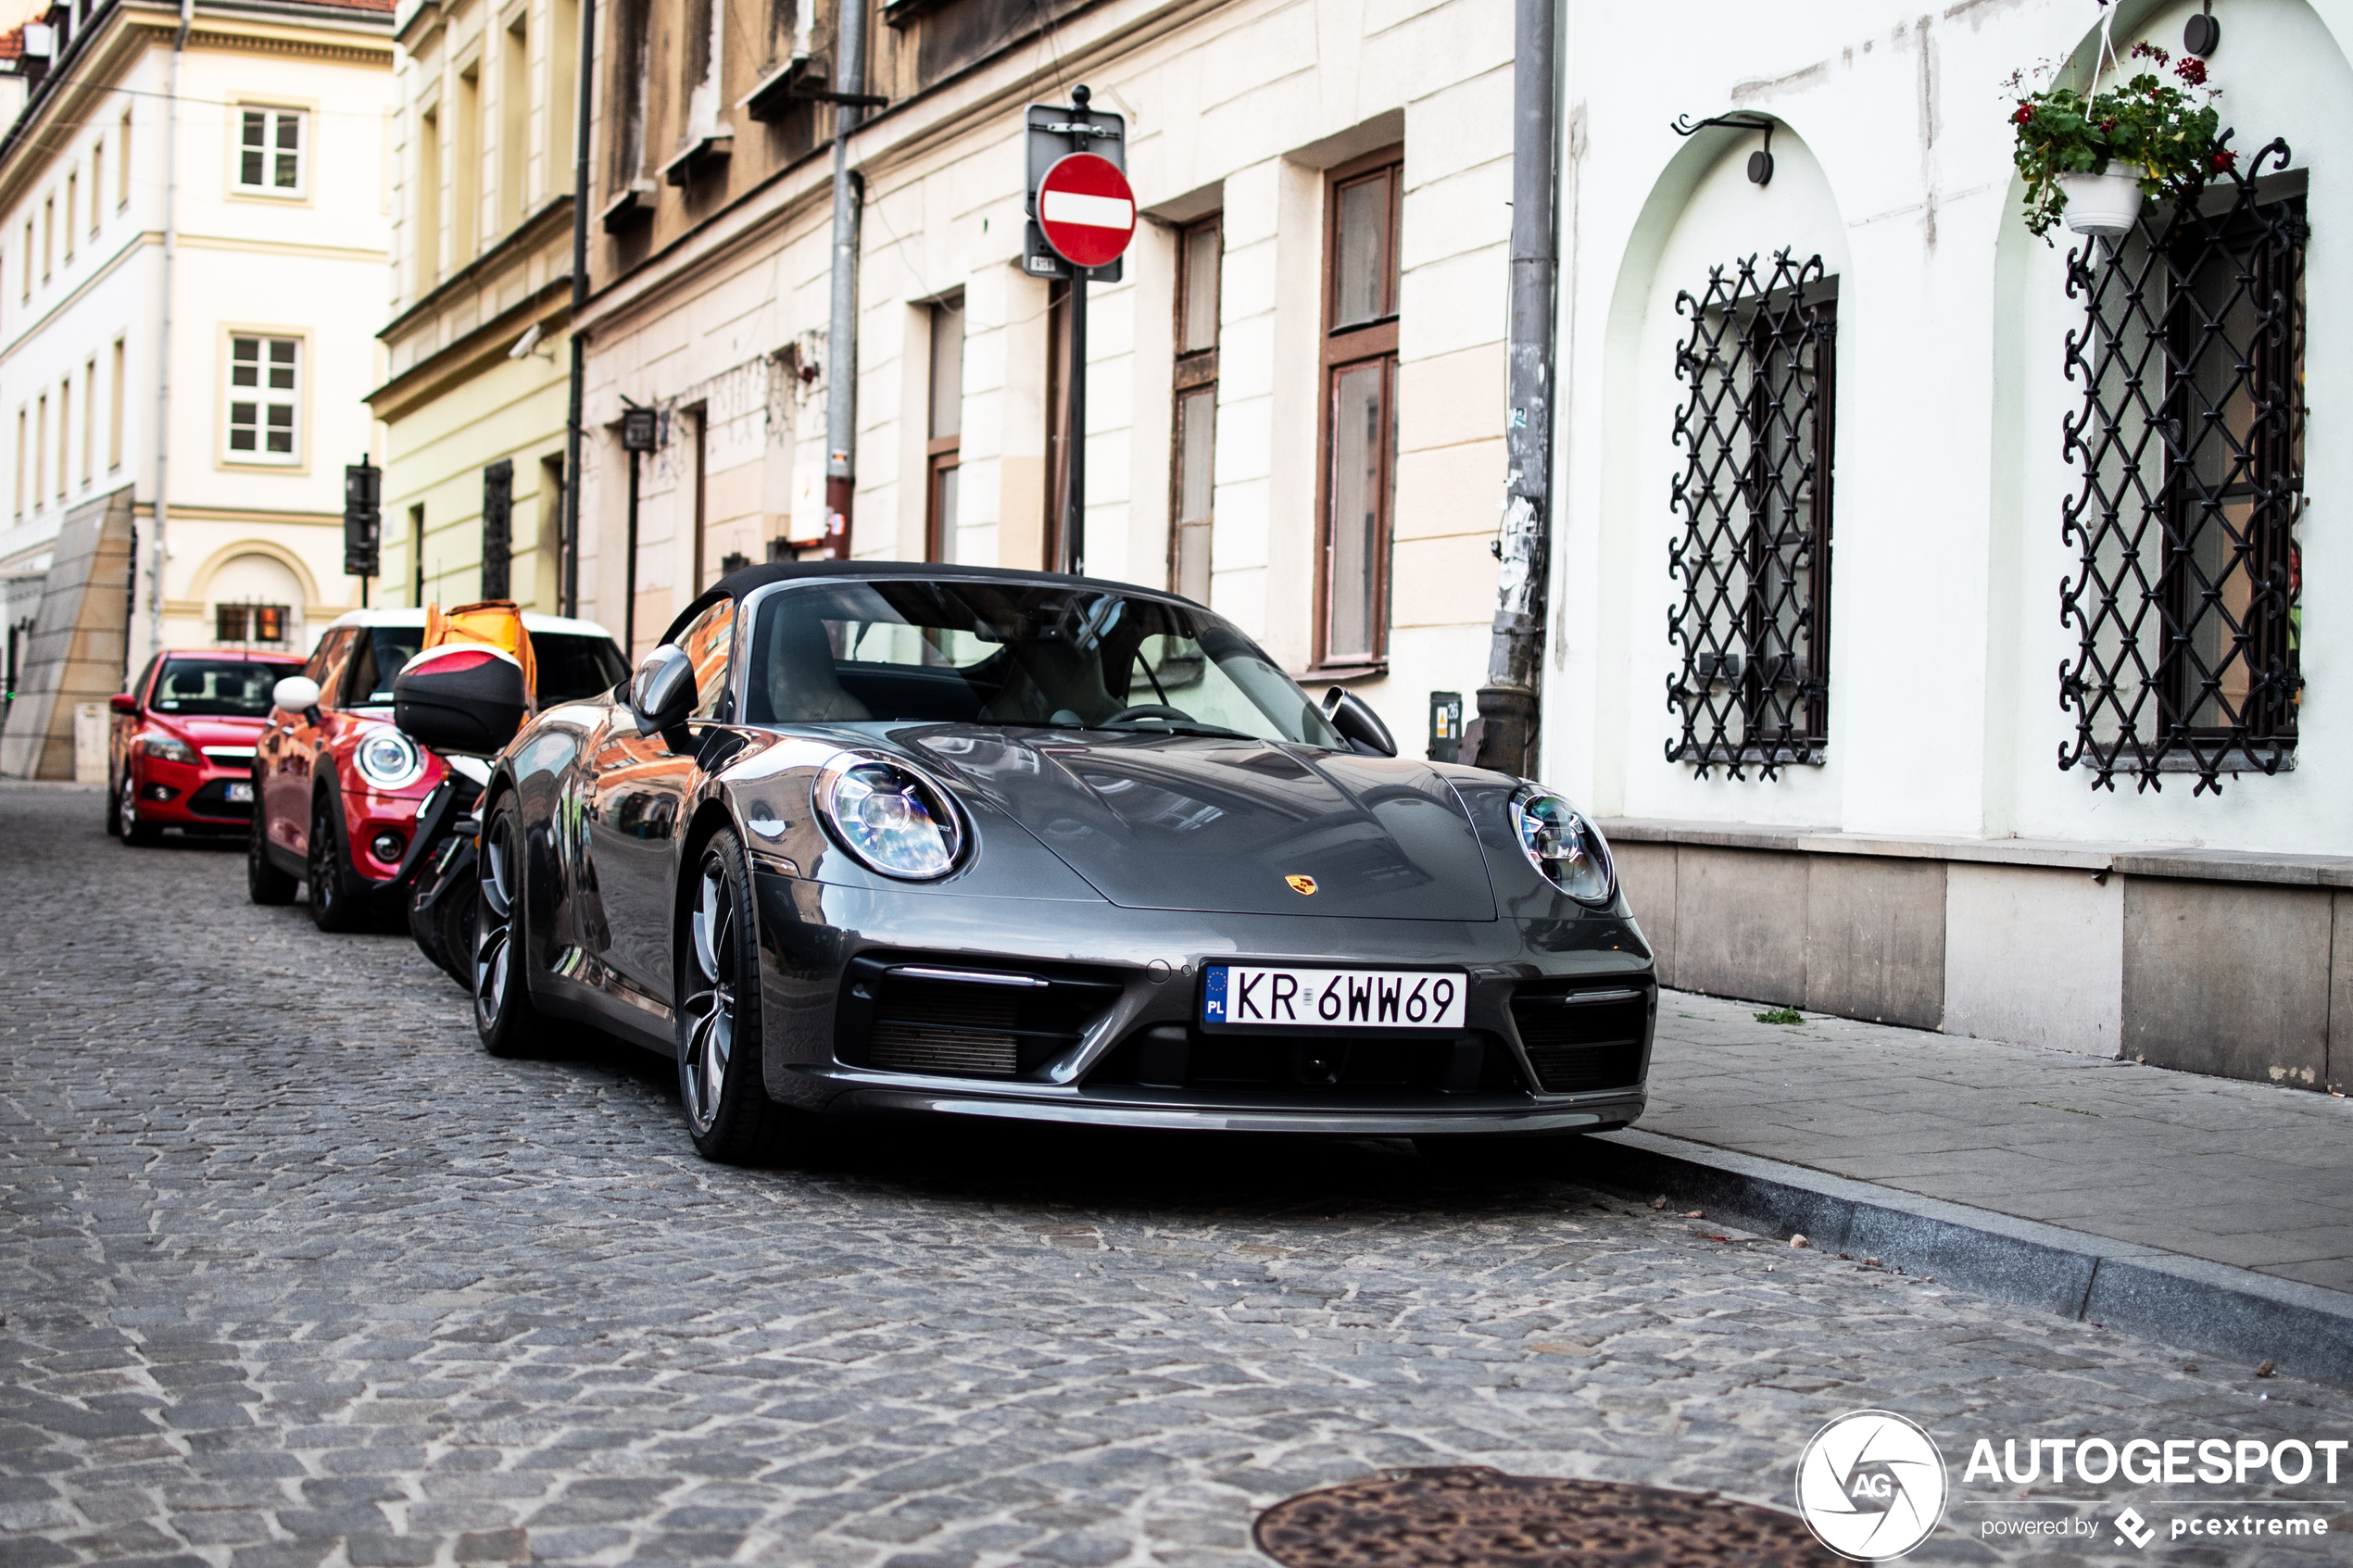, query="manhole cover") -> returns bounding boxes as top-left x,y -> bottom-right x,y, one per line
1253,1466 -> 1834,1567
